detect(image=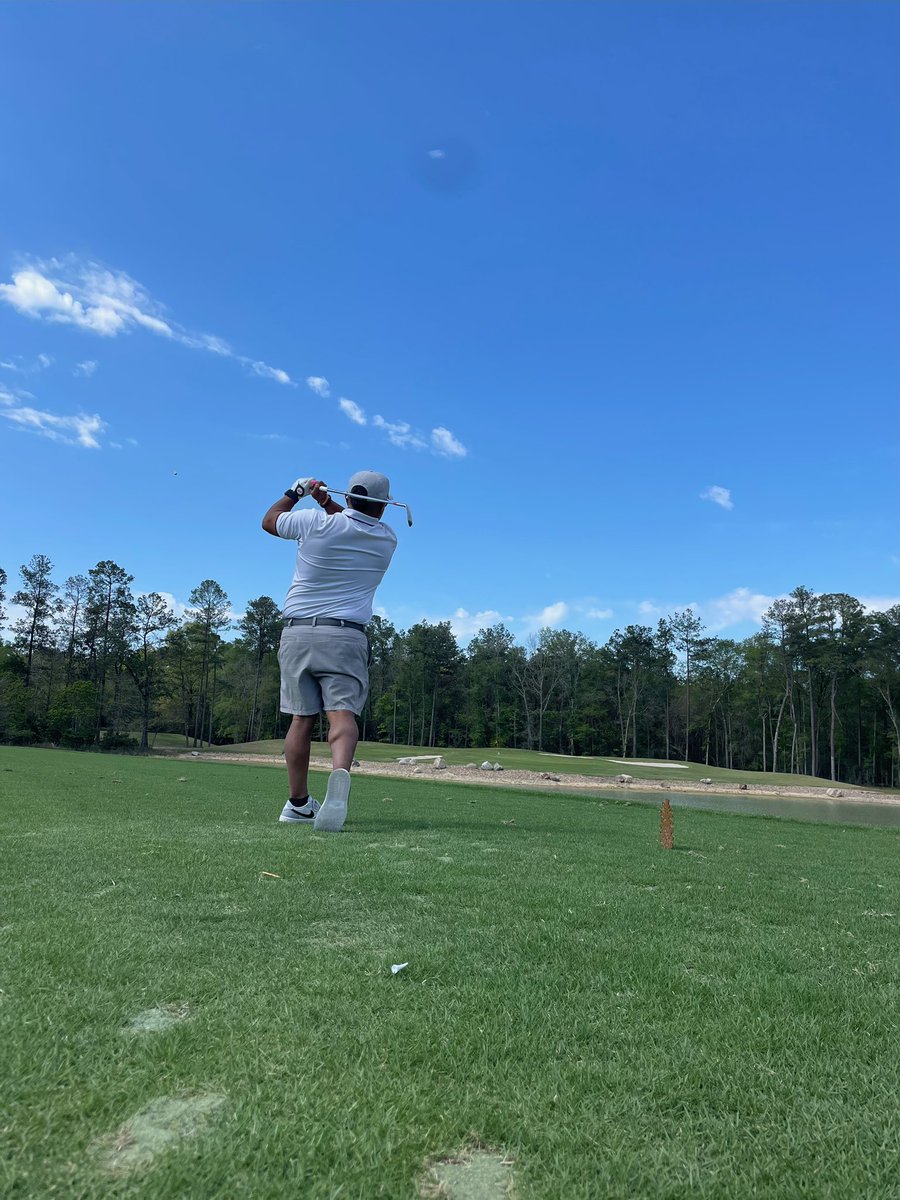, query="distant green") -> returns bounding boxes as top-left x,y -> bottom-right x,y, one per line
2,746 -> 898,1198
